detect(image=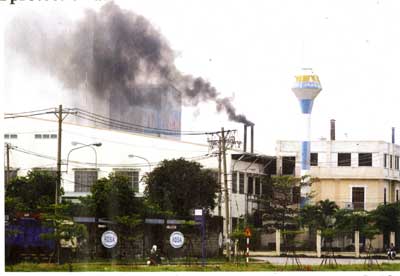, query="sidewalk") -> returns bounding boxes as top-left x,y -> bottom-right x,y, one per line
249,250 -> 392,258
252,256 -> 400,265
